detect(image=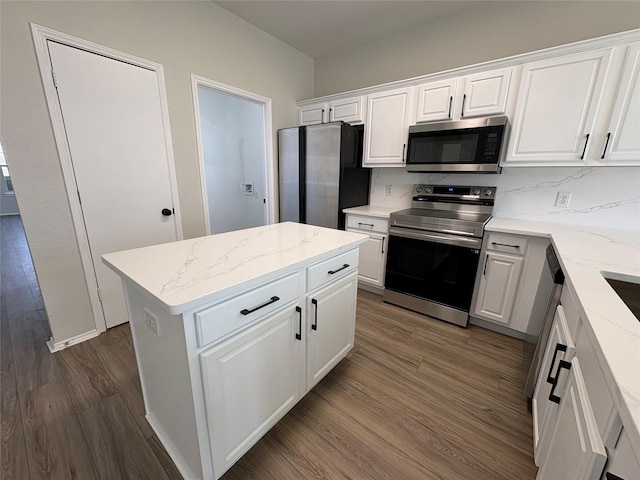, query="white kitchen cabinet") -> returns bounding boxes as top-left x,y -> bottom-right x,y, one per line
299,96 -> 365,125
299,103 -> 327,125
200,303 -> 302,474
102,223 -> 365,480
600,41 -> 640,163
363,87 -> 412,167
532,305 -> 576,466
505,48 -> 613,165
416,67 -> 512,123
346,213 -> 389,290
536,357 -> 607,480
306,272 -> 357,390
473,251 -> 523,325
